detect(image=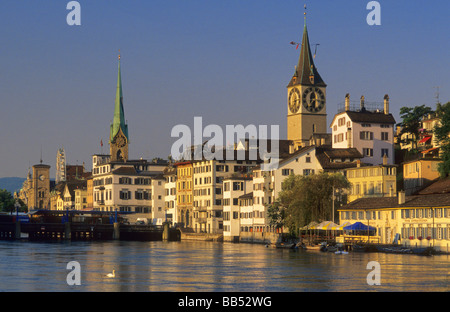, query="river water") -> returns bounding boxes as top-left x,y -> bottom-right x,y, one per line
0,240 -> 448,292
